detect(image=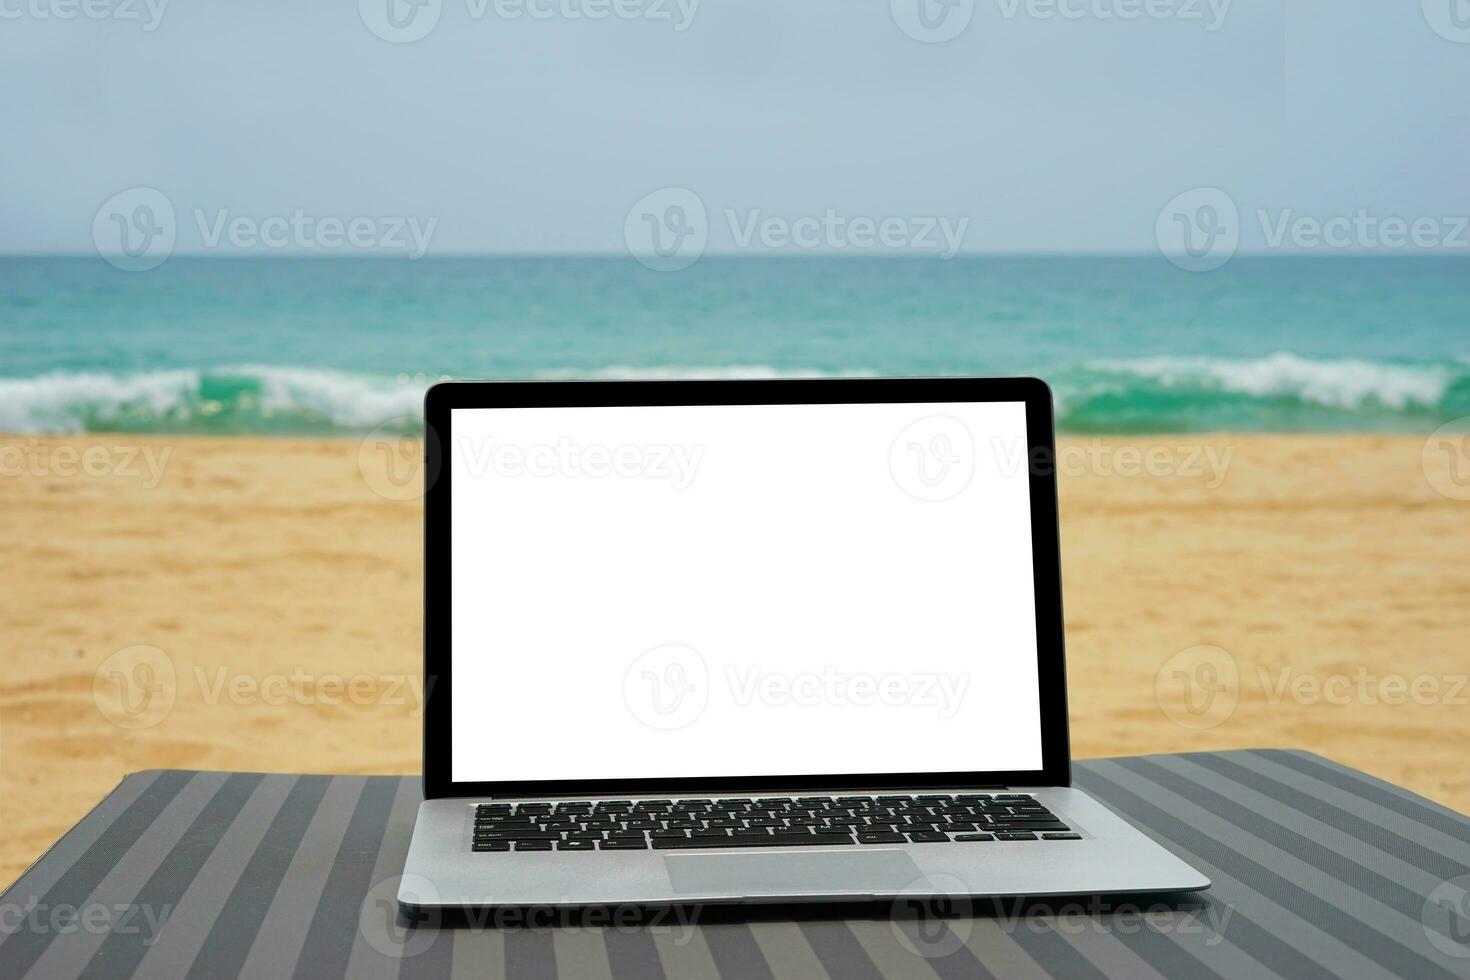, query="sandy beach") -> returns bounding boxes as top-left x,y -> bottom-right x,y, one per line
2,432 -> 1467,885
